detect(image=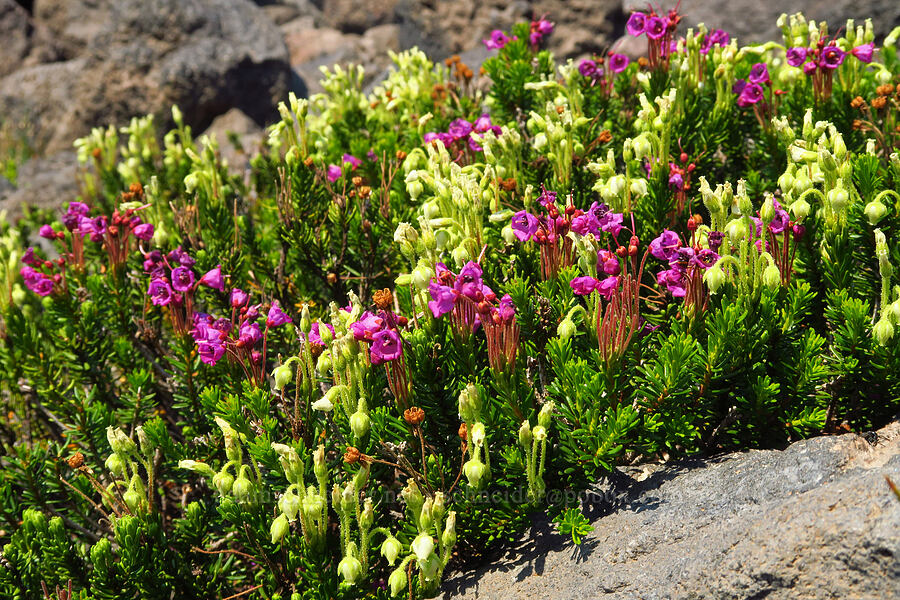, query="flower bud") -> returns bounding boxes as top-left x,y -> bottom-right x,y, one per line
763,264 -> 781,289
271,513 -> 290,544
299,304 -> 311,335
105,453 -> 127,478
381,535 -> 403,566
790,198 -> 810,221
725,220 -> 748,244
178,460 -> 215,478
401,480 -> 425,522
312,397 -> 334,412
759,196 -> 775,224
273,364 -> 293,391
389,567 -> 408,596
470,422 -> 486,447
630,178 -> 648,198
302,492 -> 324,520
318,321 -> 333,345
538,401 -> 554,428
432,492 -> 445,522
338,544 -> 363,586
463,458 -> 488,489
107,426 -> 136,456
441,511 -> 457,548
419,498 -> 434,531
518,420 -> 532,449
532,425 -> 548,442
704,262 -> 727,294
865,200 -> 888,225
874,317 -> 894,345
350,409 -> 370,439
212,469 -> 234,496
501,225 -> 517,245
557,317 -> 576,340
360,498 -> 374,530
411,533 -> 435,561
123,488 -> 142,513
